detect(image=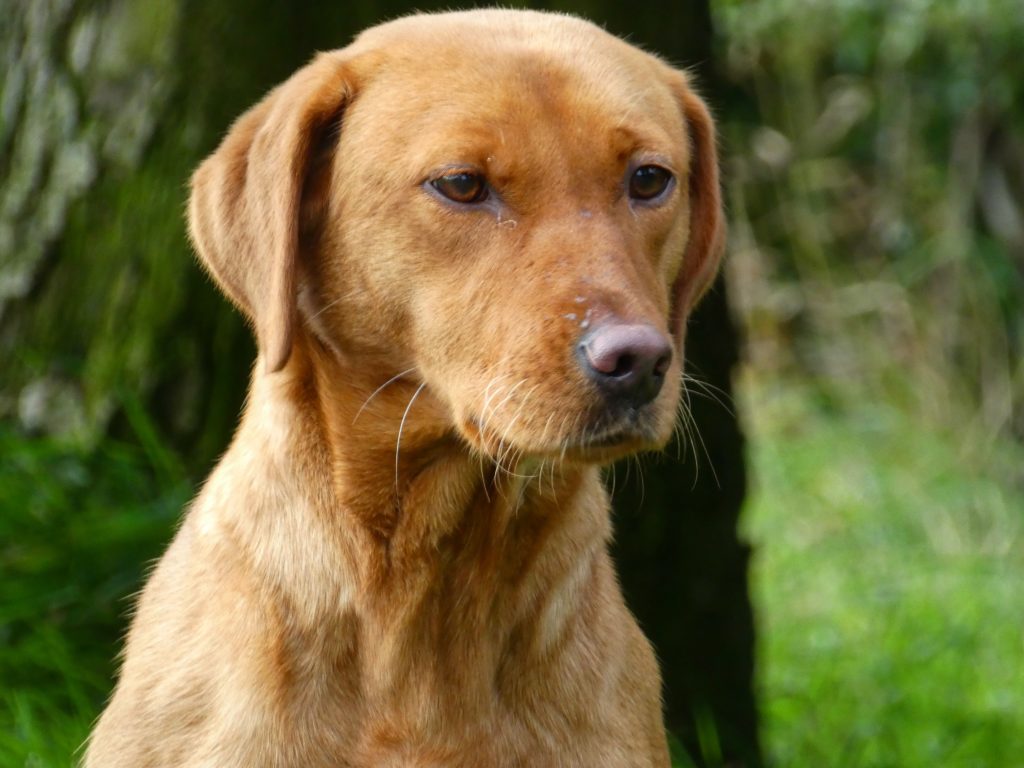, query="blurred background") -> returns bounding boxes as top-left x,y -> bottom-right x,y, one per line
2,1 -> 1022,766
